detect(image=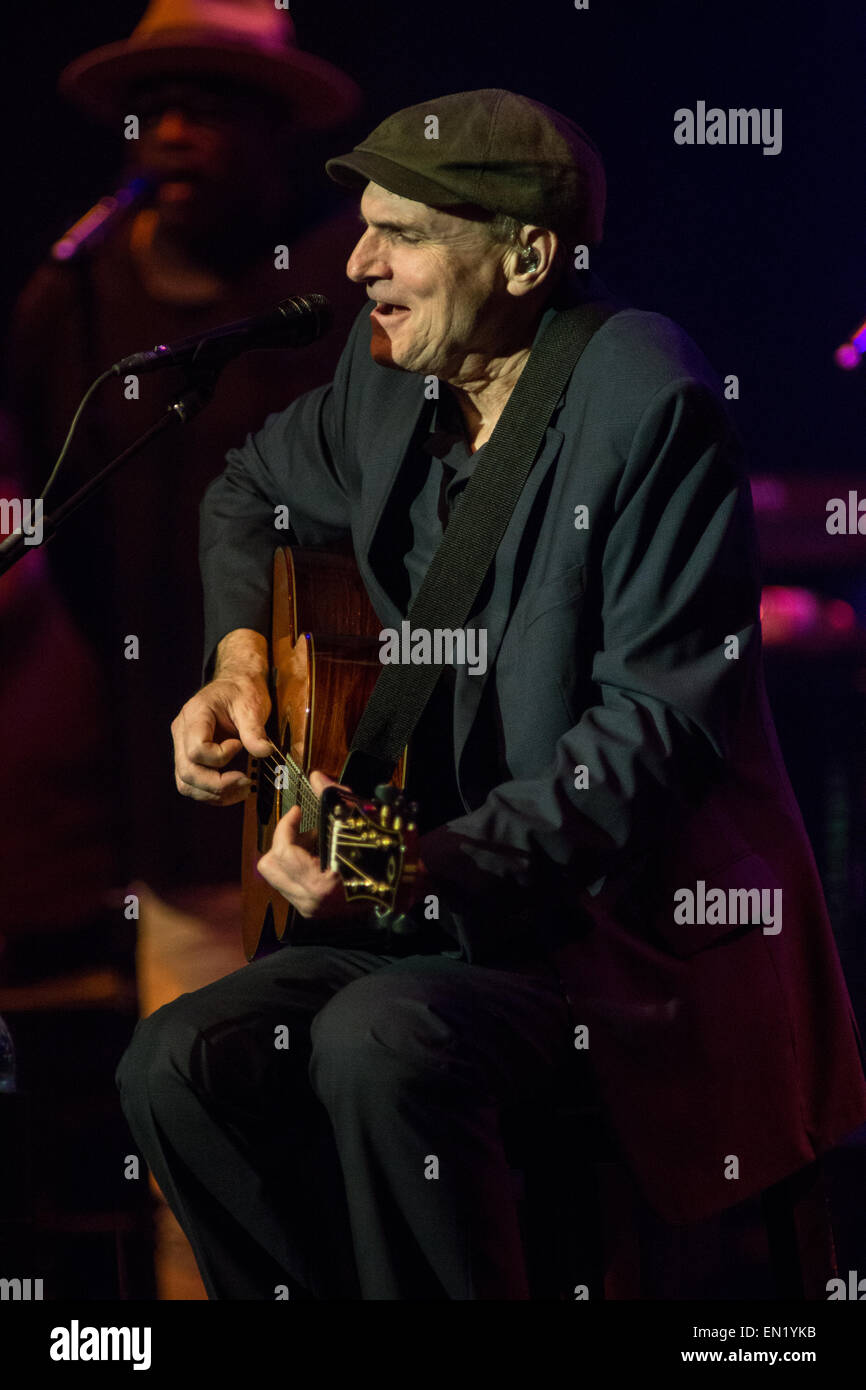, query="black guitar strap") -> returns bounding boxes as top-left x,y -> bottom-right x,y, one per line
342,295 -> 619,795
